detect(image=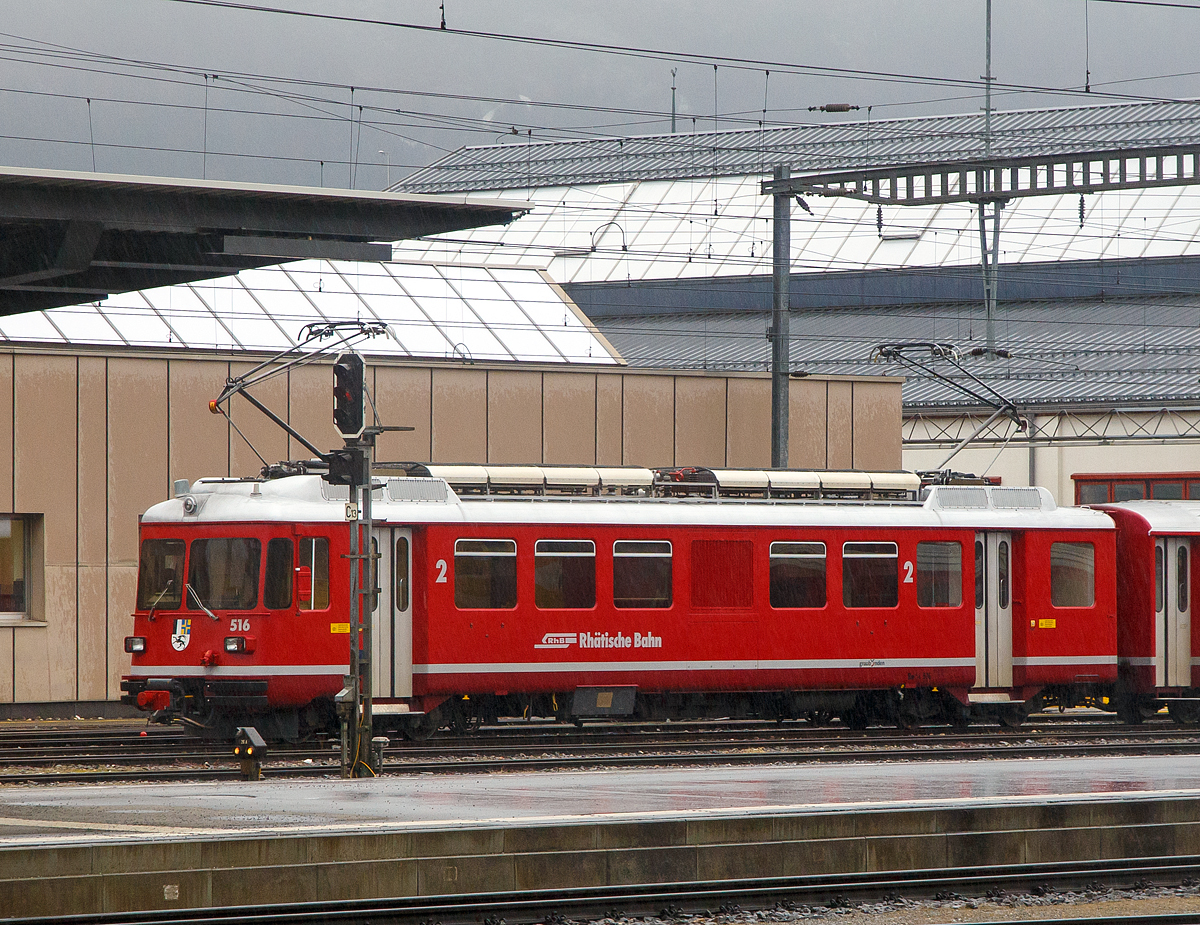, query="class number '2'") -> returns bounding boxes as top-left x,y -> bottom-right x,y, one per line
903,561 -> 914,584
434,559 -> 448,583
